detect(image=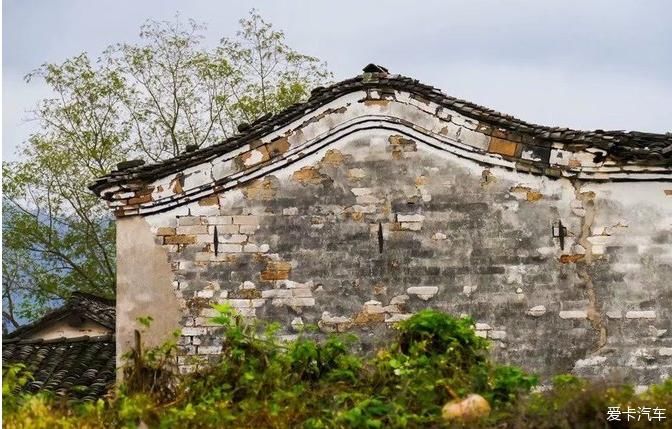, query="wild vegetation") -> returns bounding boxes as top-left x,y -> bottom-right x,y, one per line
3,309 -> 671,428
